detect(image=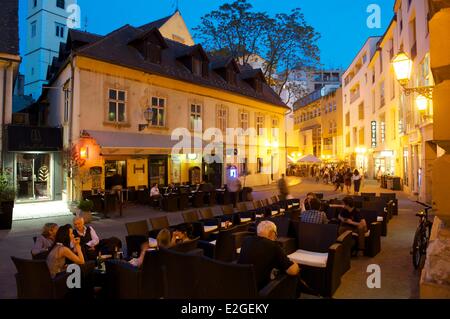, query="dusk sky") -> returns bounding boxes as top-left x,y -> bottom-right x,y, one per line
18,0 -> 394,72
